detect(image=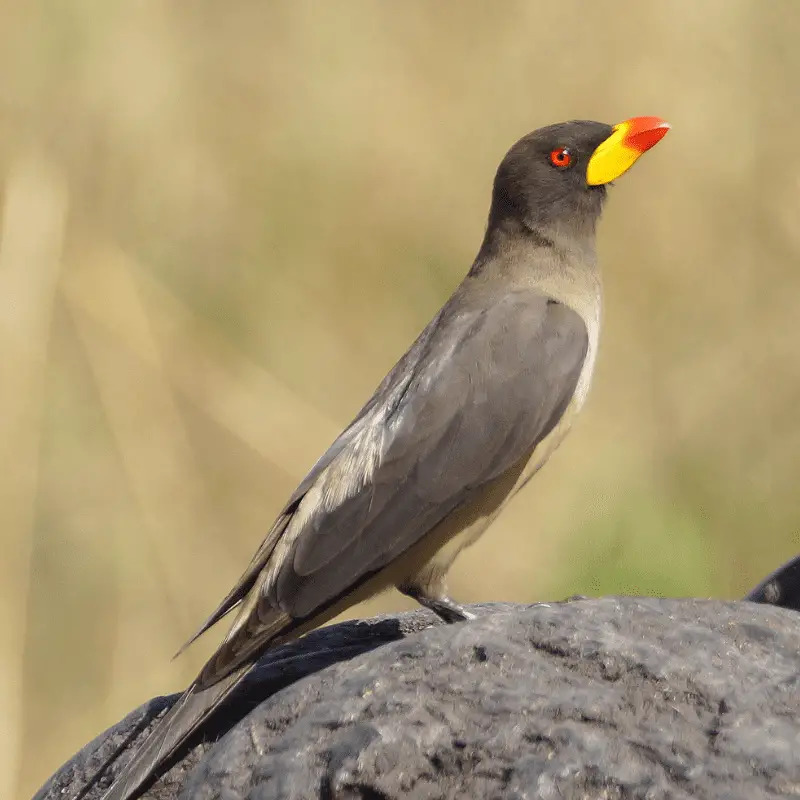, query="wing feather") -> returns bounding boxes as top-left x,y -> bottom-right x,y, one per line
269,288 -> 588,623
191,287 -> 588,683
